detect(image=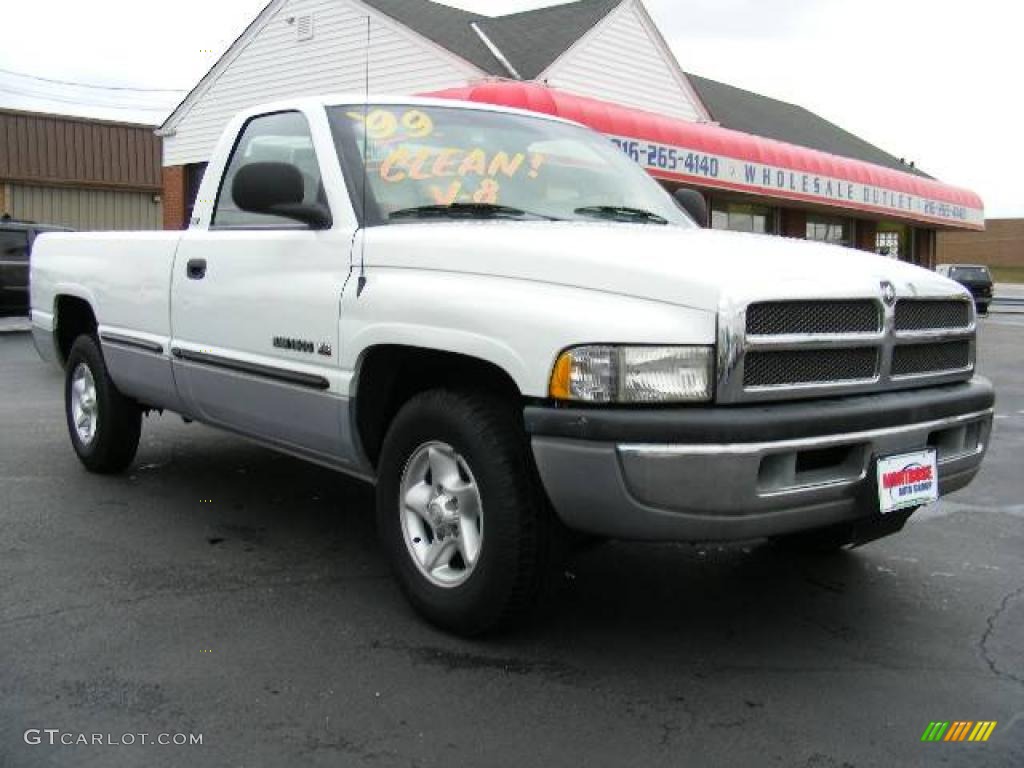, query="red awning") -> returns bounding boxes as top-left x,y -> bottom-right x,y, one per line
424,81 -> 984,231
